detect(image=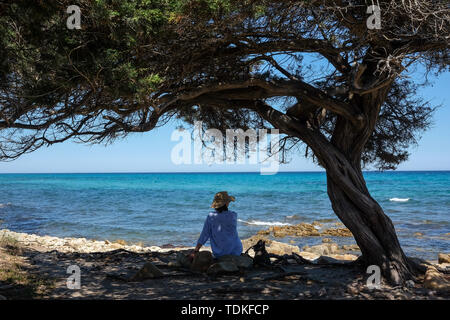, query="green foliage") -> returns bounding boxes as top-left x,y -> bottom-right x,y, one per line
0,0 -> 178,103
0,0 -> 446,168
0,0 -> 270,103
